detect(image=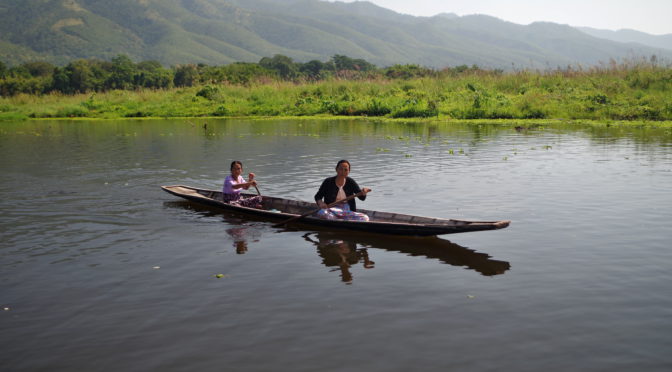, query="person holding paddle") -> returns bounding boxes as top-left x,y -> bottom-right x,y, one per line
314,159 -> 371,221
222,160 -> 262,208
